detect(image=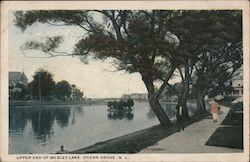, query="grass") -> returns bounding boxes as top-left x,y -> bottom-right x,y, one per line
218,96 -> 238,107
221,112 -> 243,126
220,101 -> 243,126
206,100 -> 243,149
205,127 -> 243,149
